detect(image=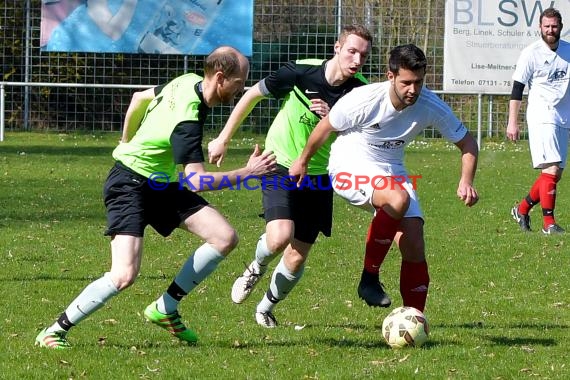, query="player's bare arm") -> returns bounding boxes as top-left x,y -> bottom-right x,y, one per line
506,80 -> 525,142
454,132 -> 479,207
208,83 -> 267,167
289,115 -> 336,186
506,99 -> 522,142
121,87 -> 155,143
185,144 -> 276,192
